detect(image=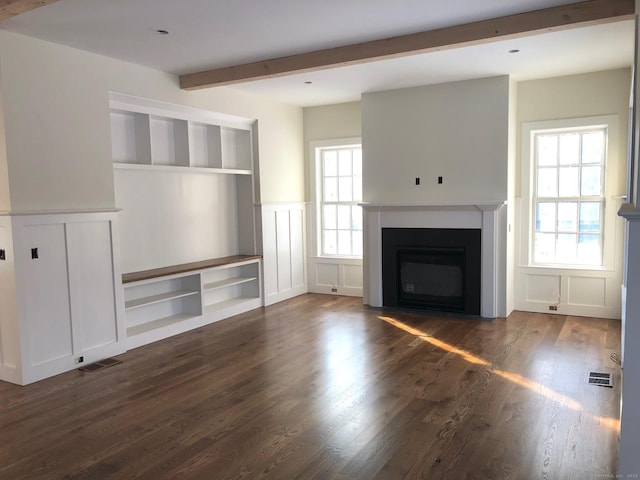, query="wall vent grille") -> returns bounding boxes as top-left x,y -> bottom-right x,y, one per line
587,371 -> 613,388
78,358 -> 122,372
